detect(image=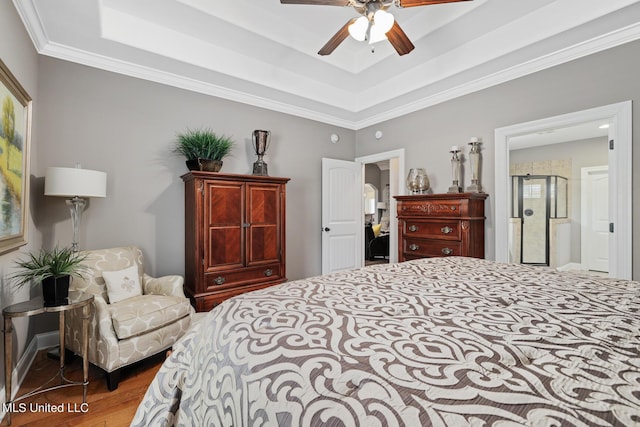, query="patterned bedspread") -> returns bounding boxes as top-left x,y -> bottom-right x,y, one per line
131,257 -> 640,426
